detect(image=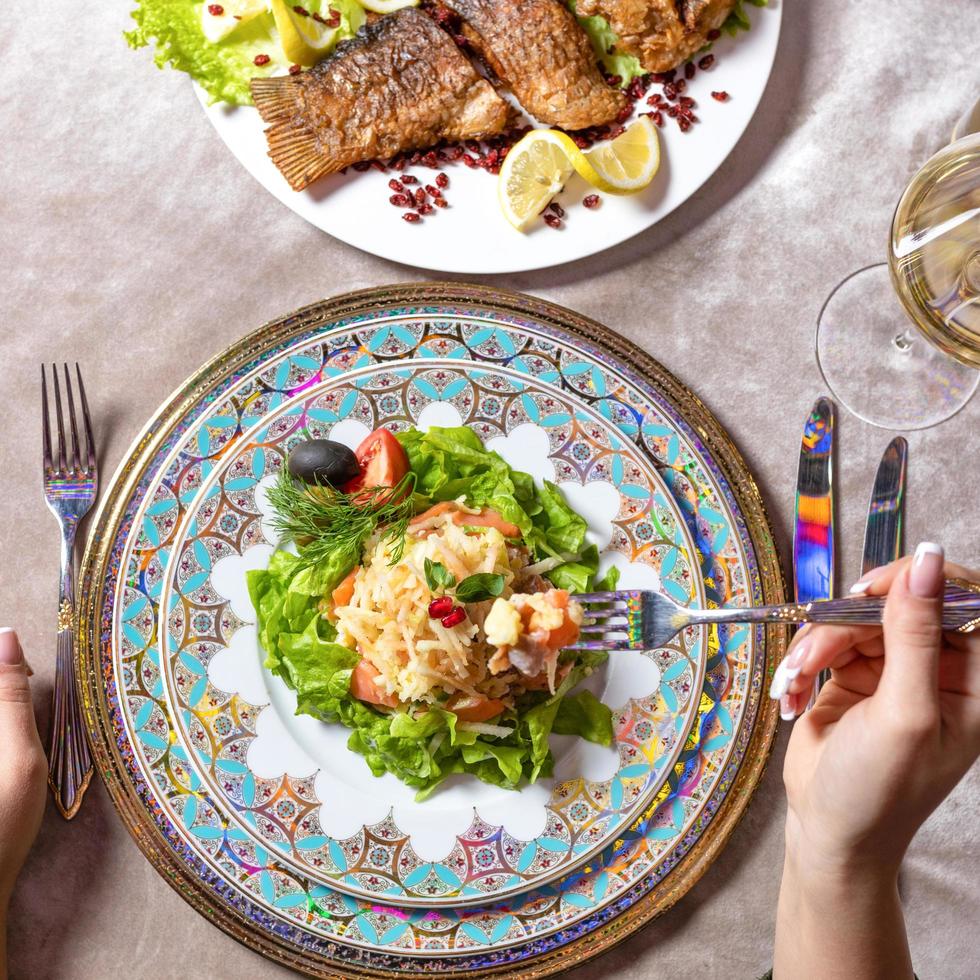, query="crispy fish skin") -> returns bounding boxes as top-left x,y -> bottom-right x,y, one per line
443,0 -> 627,130
575,0 -> 735,73
251,9 -> 515,191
